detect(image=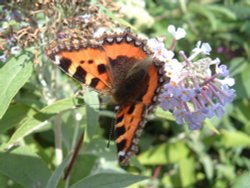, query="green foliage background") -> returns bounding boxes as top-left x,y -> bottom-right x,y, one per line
0,0 -> 250,187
